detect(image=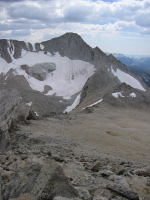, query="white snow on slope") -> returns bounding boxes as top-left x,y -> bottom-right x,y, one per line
5,75 -> 9,80
34,112 -> 39,116
0,52 -> 95,99
25,102 -> 32,106
129,93 -> 136,98
112,92 -> 137,98
32,43 -> 36,51
40,44 -> 44,50
7,41 -> 14,61
0,57 -> 8,73
64,93 -> 81,113
82,99 -> 103,110
111,67 -> 146,91
112,92 -> 125,98
25,42 -> 29,50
